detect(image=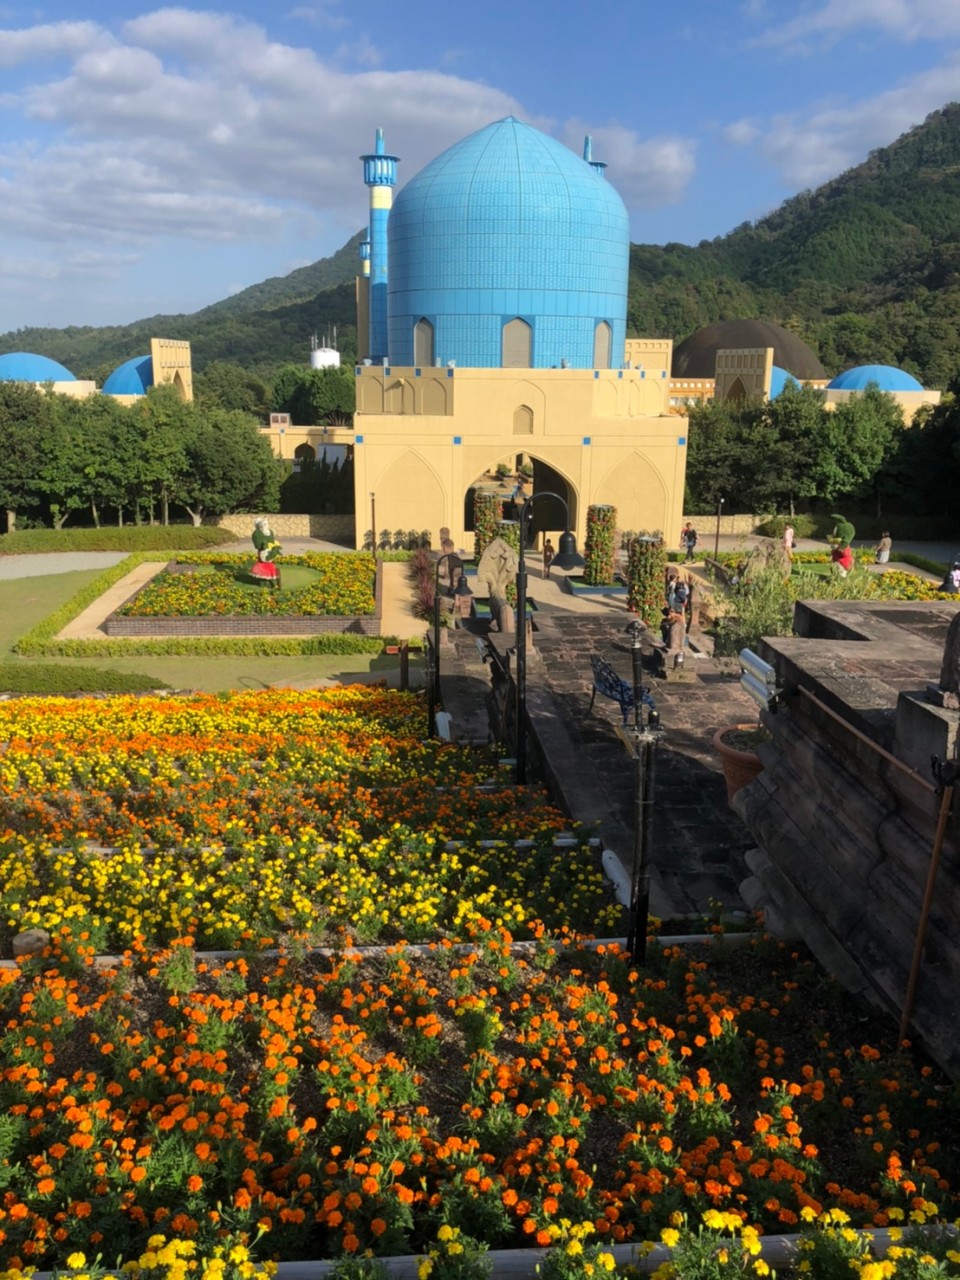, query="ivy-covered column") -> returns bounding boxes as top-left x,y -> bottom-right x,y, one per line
583,504 -> 617,585
627,532 -> 666,625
